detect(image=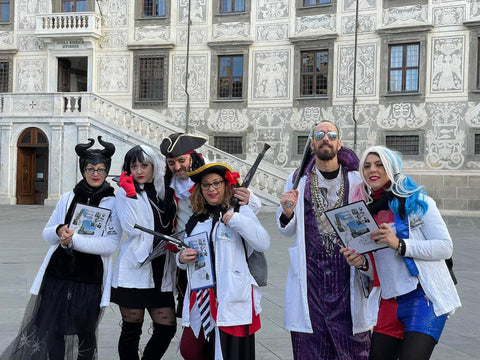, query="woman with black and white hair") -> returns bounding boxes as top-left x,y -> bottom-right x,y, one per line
112,144 -> 178,360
